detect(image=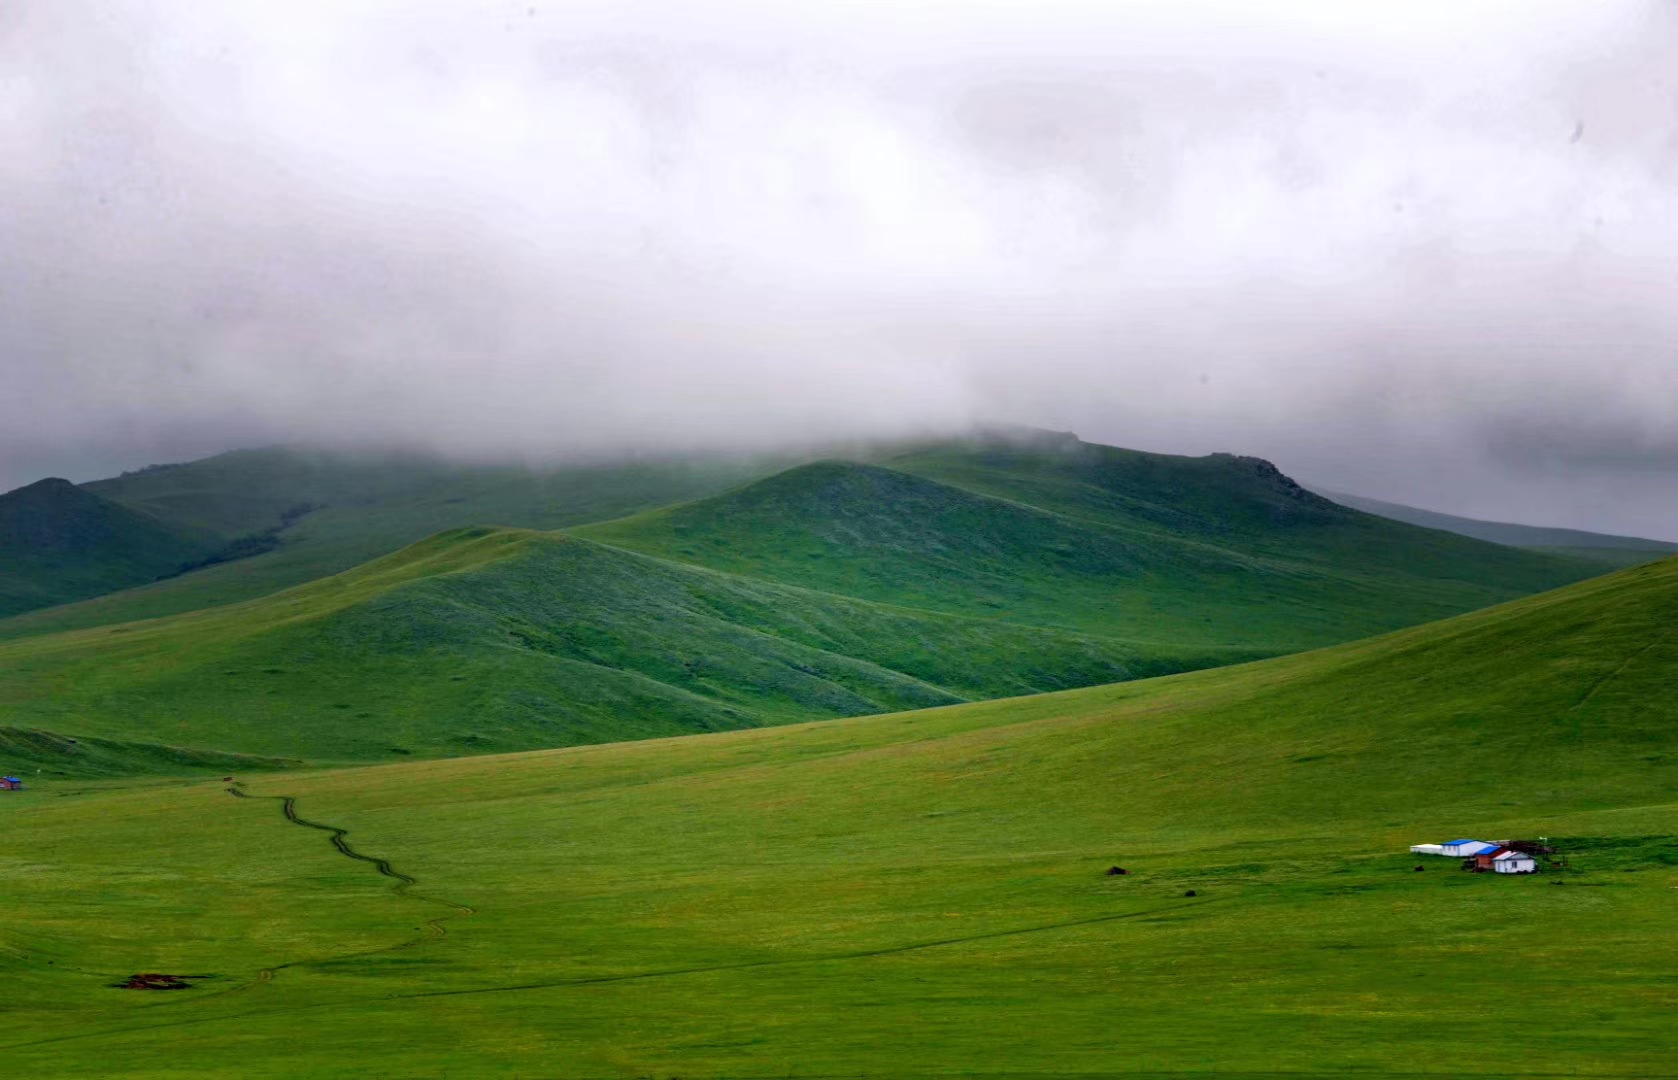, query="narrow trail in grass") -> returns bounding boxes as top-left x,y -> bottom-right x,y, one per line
225,785 -> 474,982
